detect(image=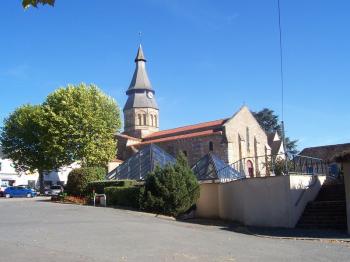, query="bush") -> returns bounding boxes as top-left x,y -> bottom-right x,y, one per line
105,186 -> 141,208
87,180 -> 137,194
65,167 -> 106,196
140,153 -> 200,217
